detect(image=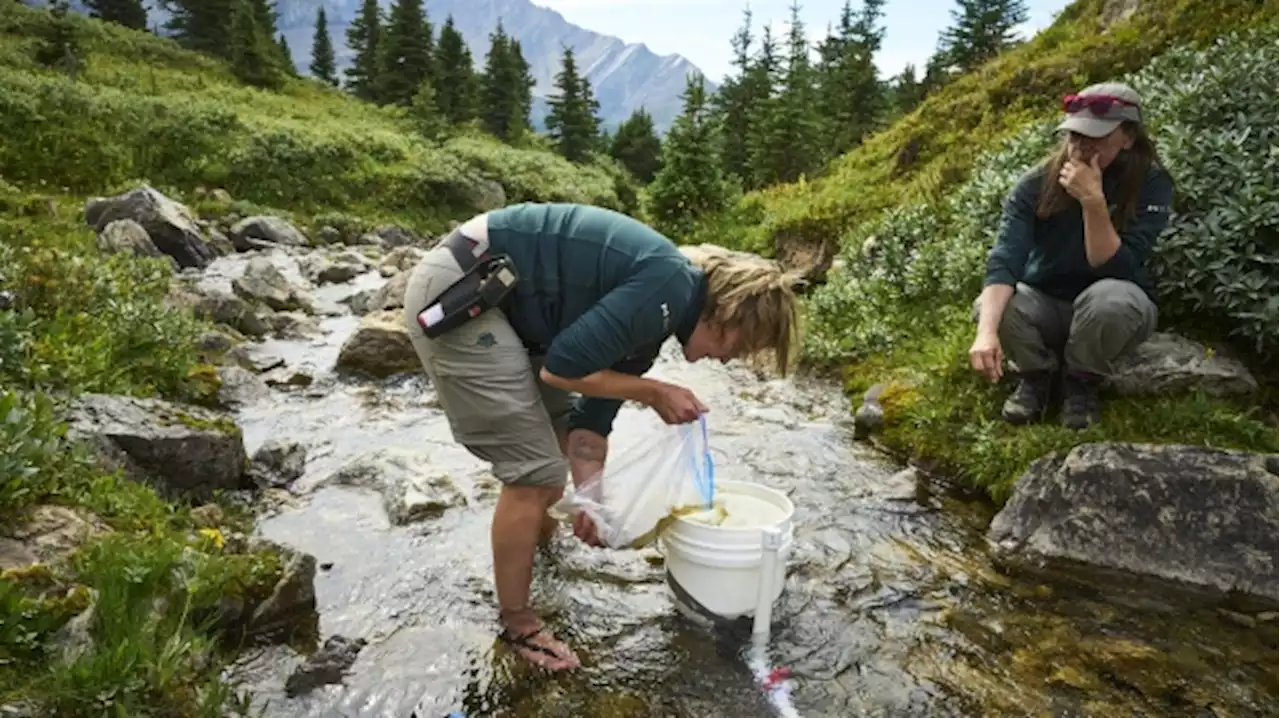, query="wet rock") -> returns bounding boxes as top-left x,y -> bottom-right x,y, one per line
66,393 -> 250,498
369,225 -> 420,249
216,537 -> 318,644
229,216 -> 309,251
264,369 -> 315,389
264,311 -> 321,339
248,439 -> 307,489
192,289 -> 269,338
84,185 -> 220,269
216,365 -> 271,408
743,406 -> 799,429
880,467 -> 923,502
97,219 -> 178,271
369,271 -> 410,311
0,505 -> 110,571
379,246 -> 424,276
344,288 -> 375,316
1106,333 -> 1259,398
853,383 -> 888,439
207,228 -> 235,255
988,442 -> 1279,607
319,450 -> 466,525
226,344 -> 286,373
285,634 -> 367,697
315,226 -> 341,246
197,329 -> 236,354
335,310 -> 419,378
232,257 -> 312,313
300,252 -> 368,285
